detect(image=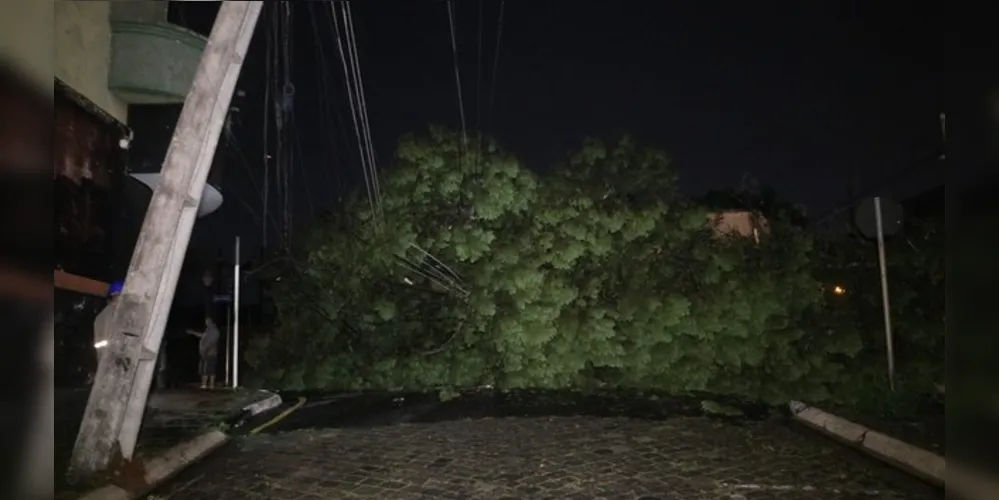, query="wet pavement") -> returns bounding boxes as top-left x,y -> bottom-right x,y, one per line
145,389 -> 942,500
